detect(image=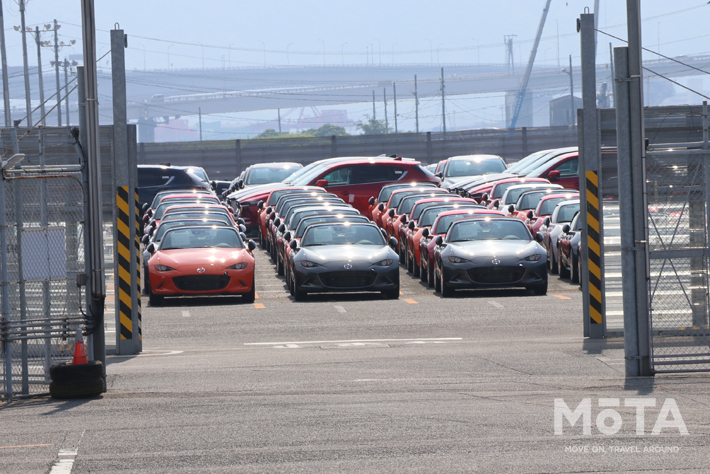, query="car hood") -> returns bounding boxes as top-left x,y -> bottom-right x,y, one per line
153,248 -> 248,268
297,245 -> 394,267
453,172 -> 516,191
227,183 -> 282,201
446,240 -> 542,263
